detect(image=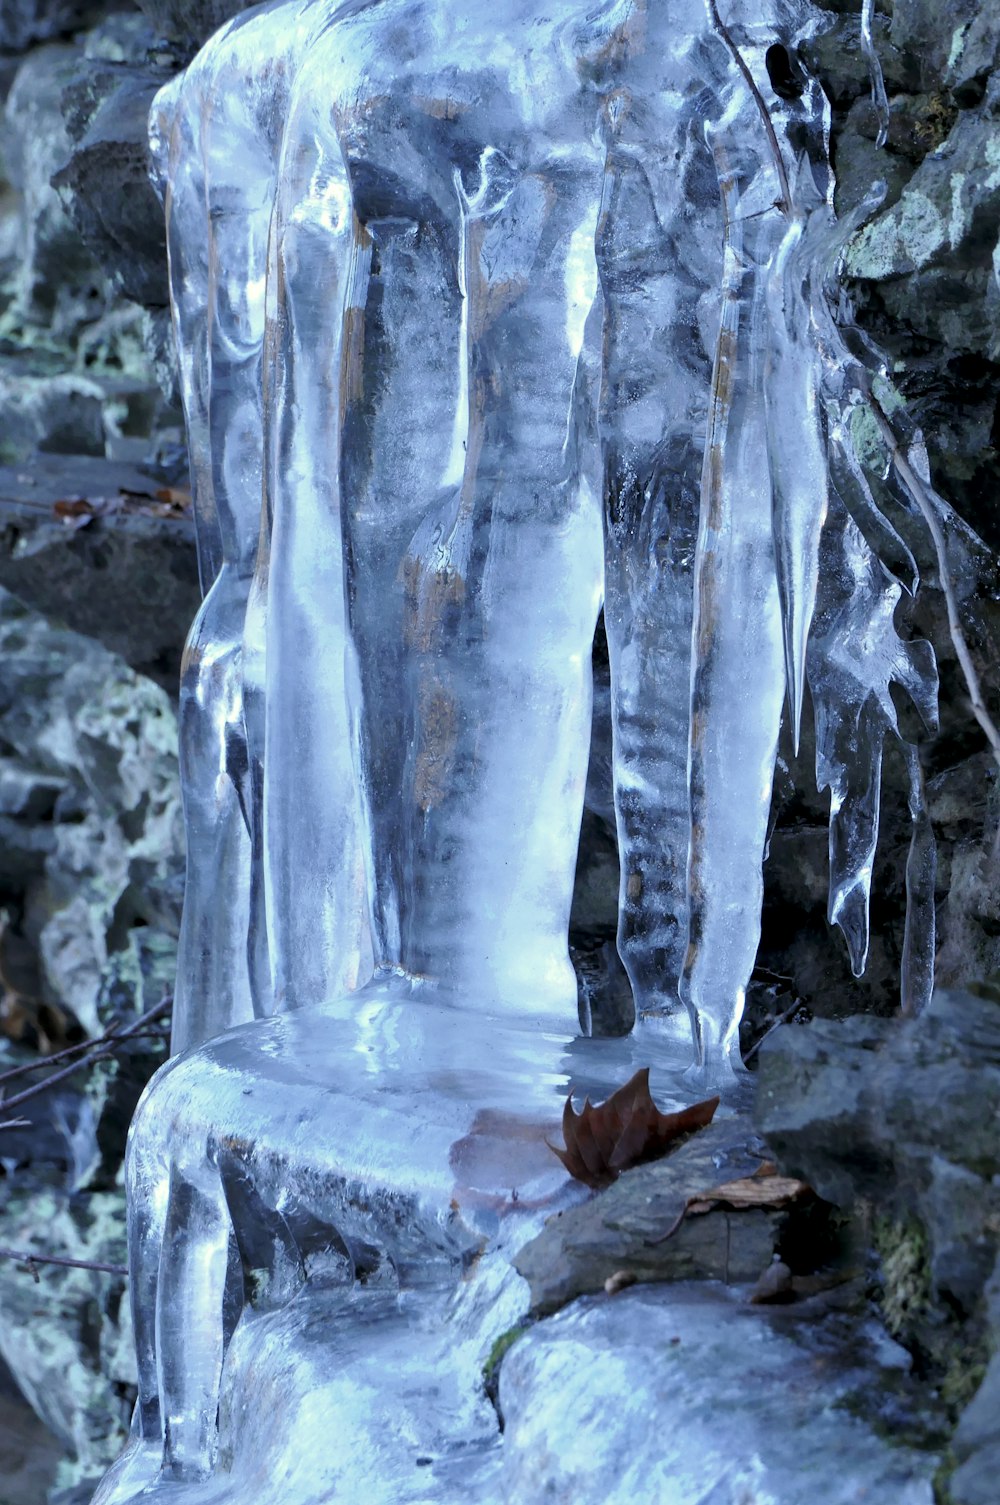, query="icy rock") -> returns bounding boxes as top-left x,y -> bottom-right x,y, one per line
0,1185 -> 134,1494
498,1283 -> 937,1505
515,1116 -> 781,1316
0,454 -> 200,684
0,587 -> 183,1036
54,44 -> 173,308
756,987 -> 1000,1320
